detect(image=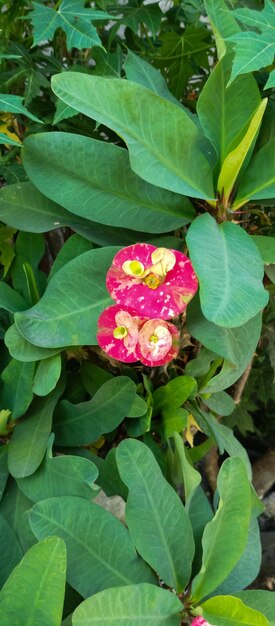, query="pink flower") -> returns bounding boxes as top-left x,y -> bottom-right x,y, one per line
106,244 -> 198,320
191,618 -> 211,626
97,304 -> 145,363
137,318 -> 180,367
